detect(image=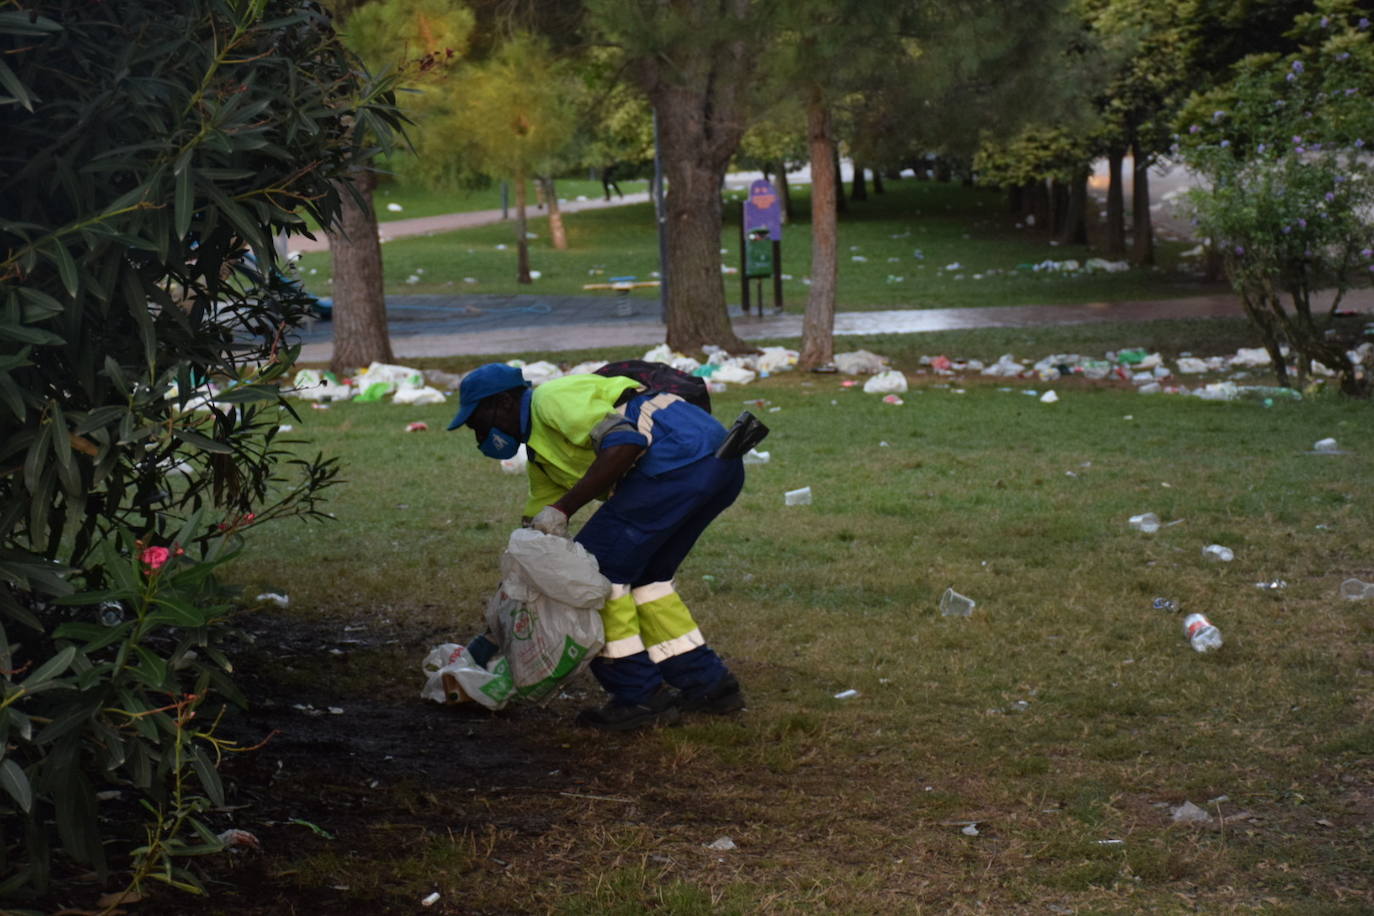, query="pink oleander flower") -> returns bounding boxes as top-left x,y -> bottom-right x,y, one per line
141,546 -> 171,571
